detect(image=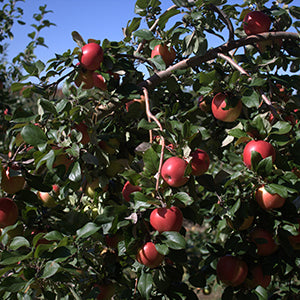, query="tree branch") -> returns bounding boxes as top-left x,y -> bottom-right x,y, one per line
139,31 -> 299,89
